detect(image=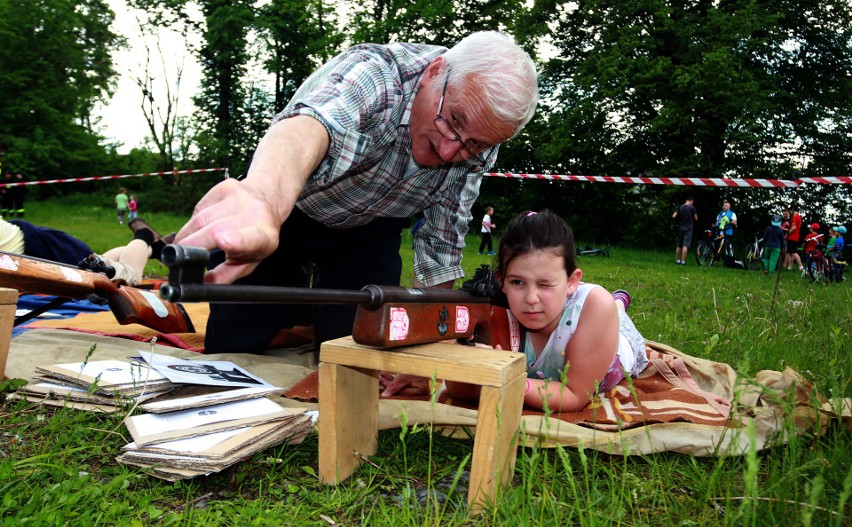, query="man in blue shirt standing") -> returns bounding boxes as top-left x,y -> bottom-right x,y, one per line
715,200 -> 738,242
175,32 -> 539,354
